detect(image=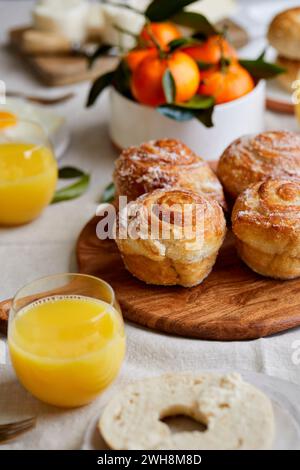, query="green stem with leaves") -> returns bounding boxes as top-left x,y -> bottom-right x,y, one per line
144,20 -> 166,60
